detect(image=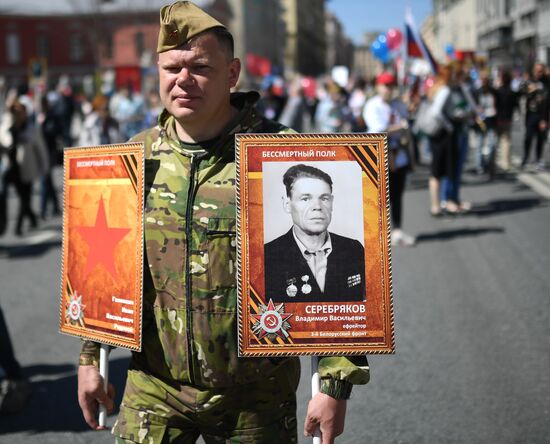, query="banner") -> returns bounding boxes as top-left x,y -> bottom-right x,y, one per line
59,143 -> 144,350
236,133 -> 394,356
